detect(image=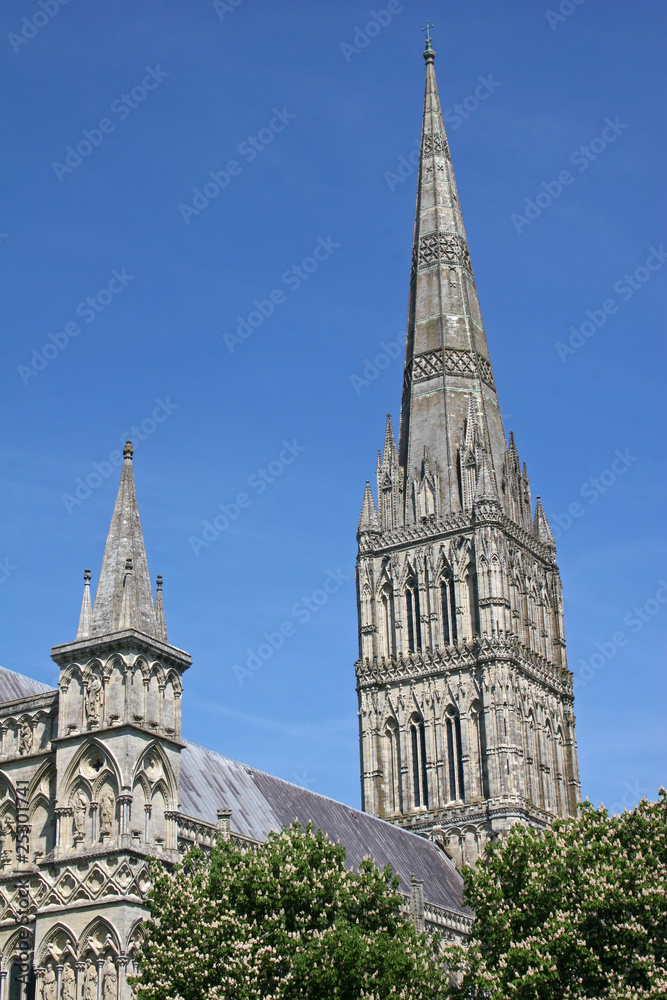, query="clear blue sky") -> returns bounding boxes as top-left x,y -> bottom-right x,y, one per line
1,0 -> 664,815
